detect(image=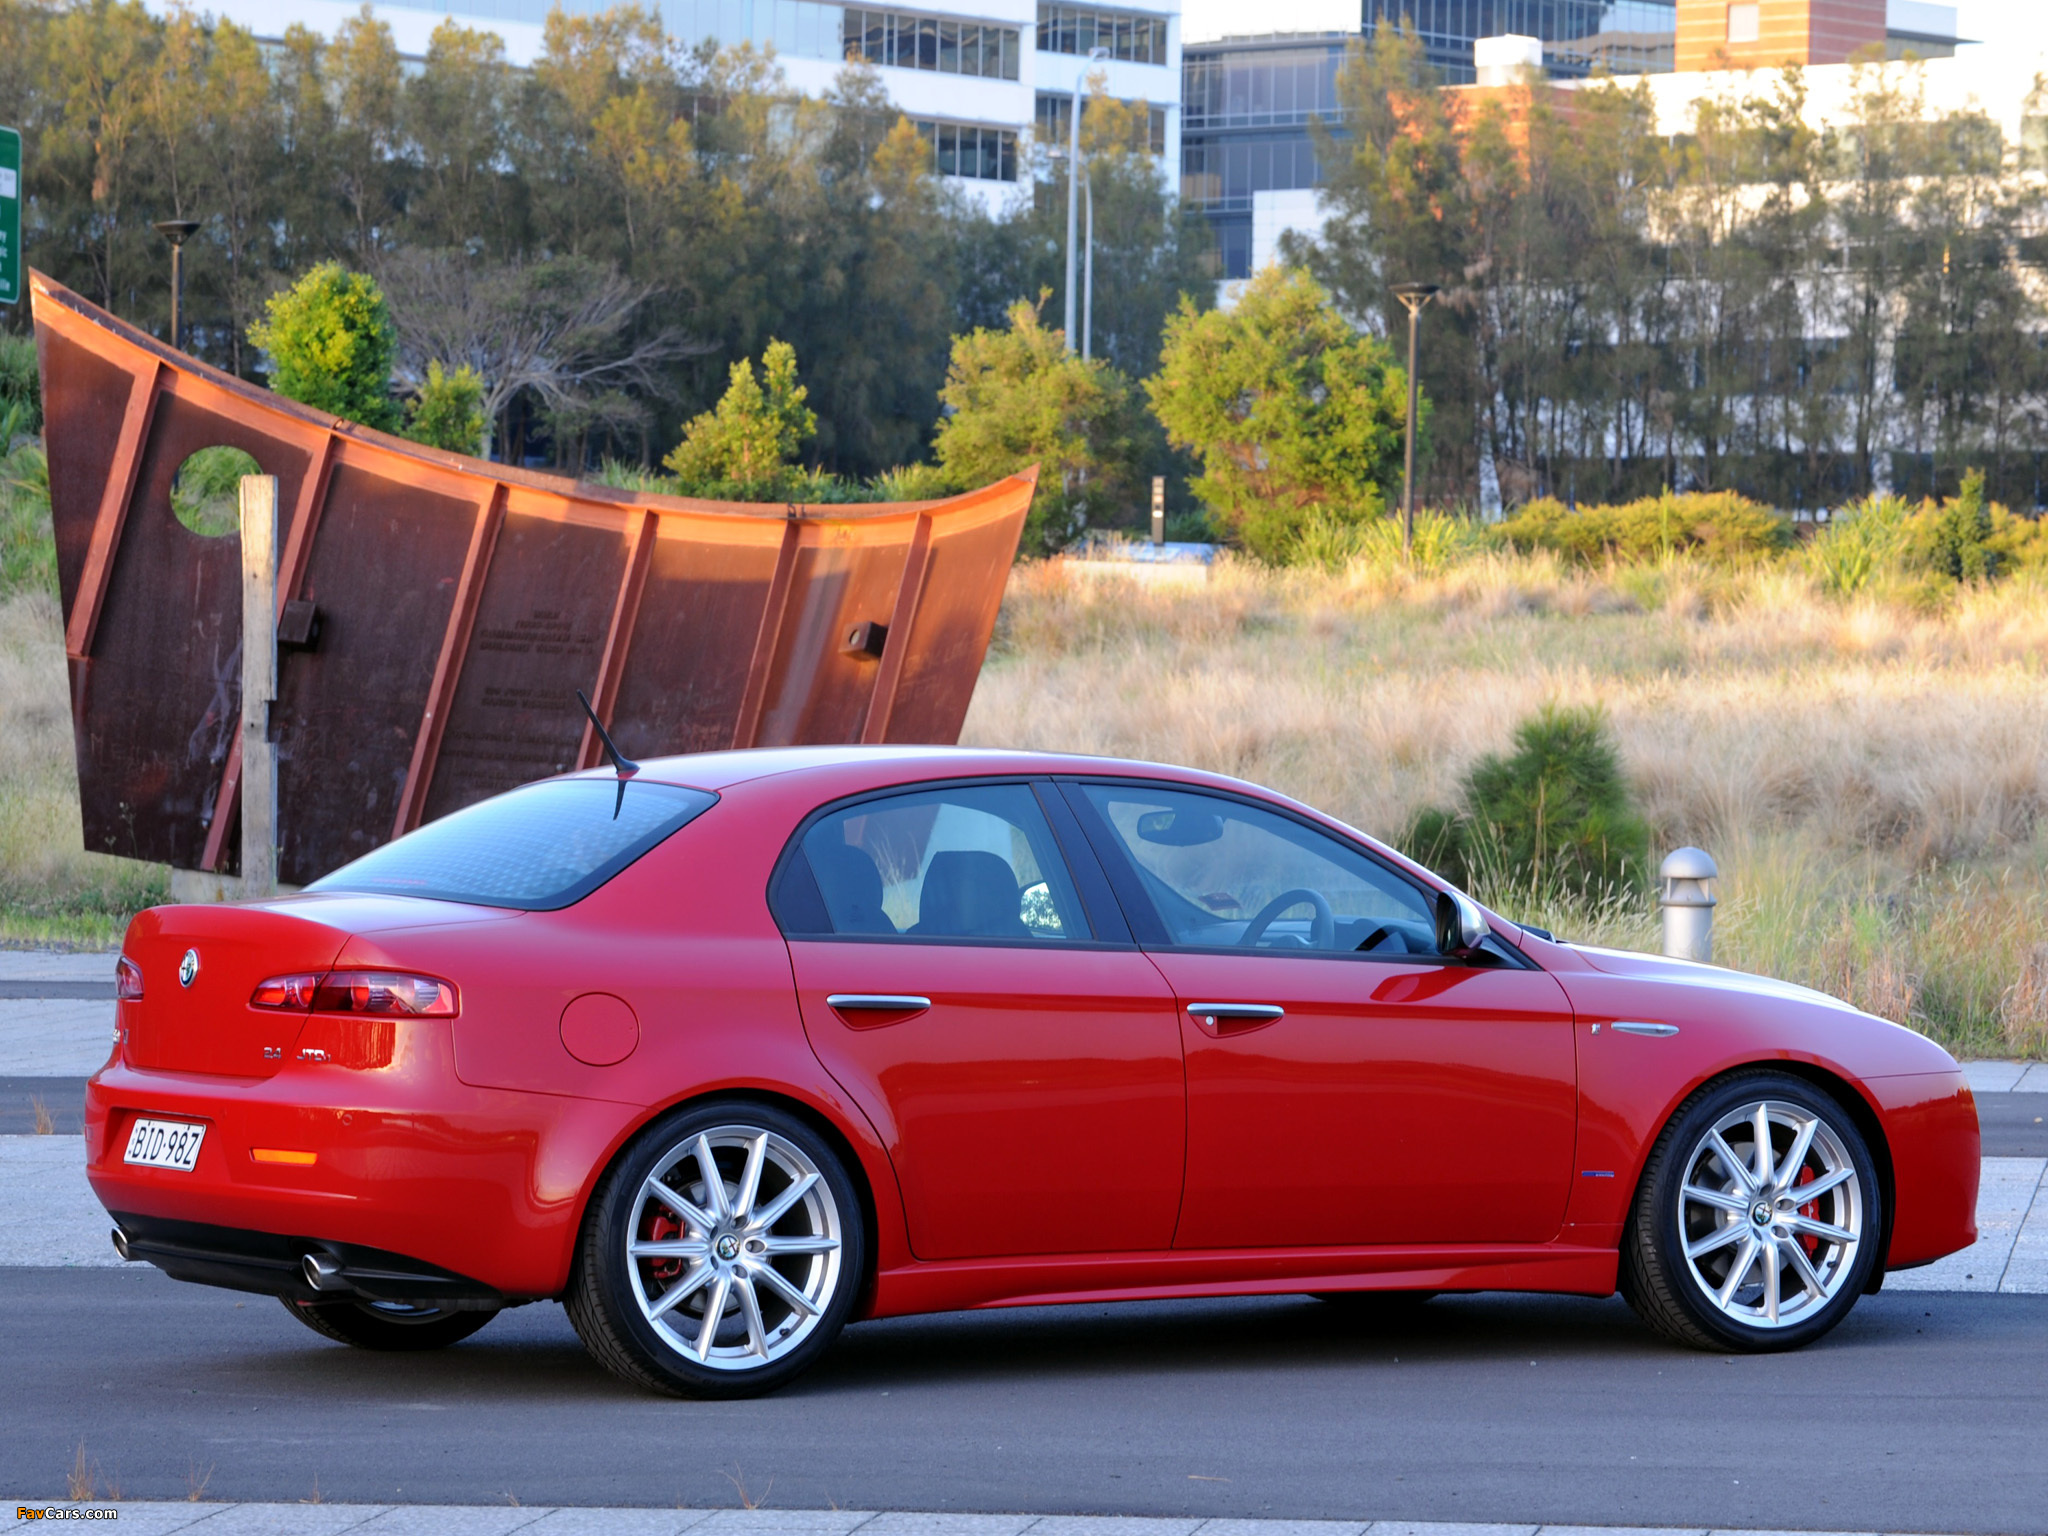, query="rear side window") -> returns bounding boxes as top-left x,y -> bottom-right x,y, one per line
308,778 -> 716,910
776,783 -> 1088,942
